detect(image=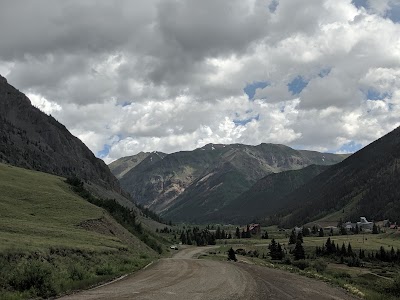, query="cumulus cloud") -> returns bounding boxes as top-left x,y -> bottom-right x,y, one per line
0,0 -> 399,163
